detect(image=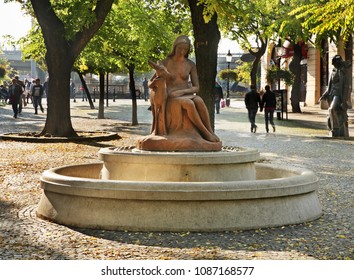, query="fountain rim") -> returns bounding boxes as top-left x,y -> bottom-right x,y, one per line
40,162 -> 319,201
98,146 -> 260,164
